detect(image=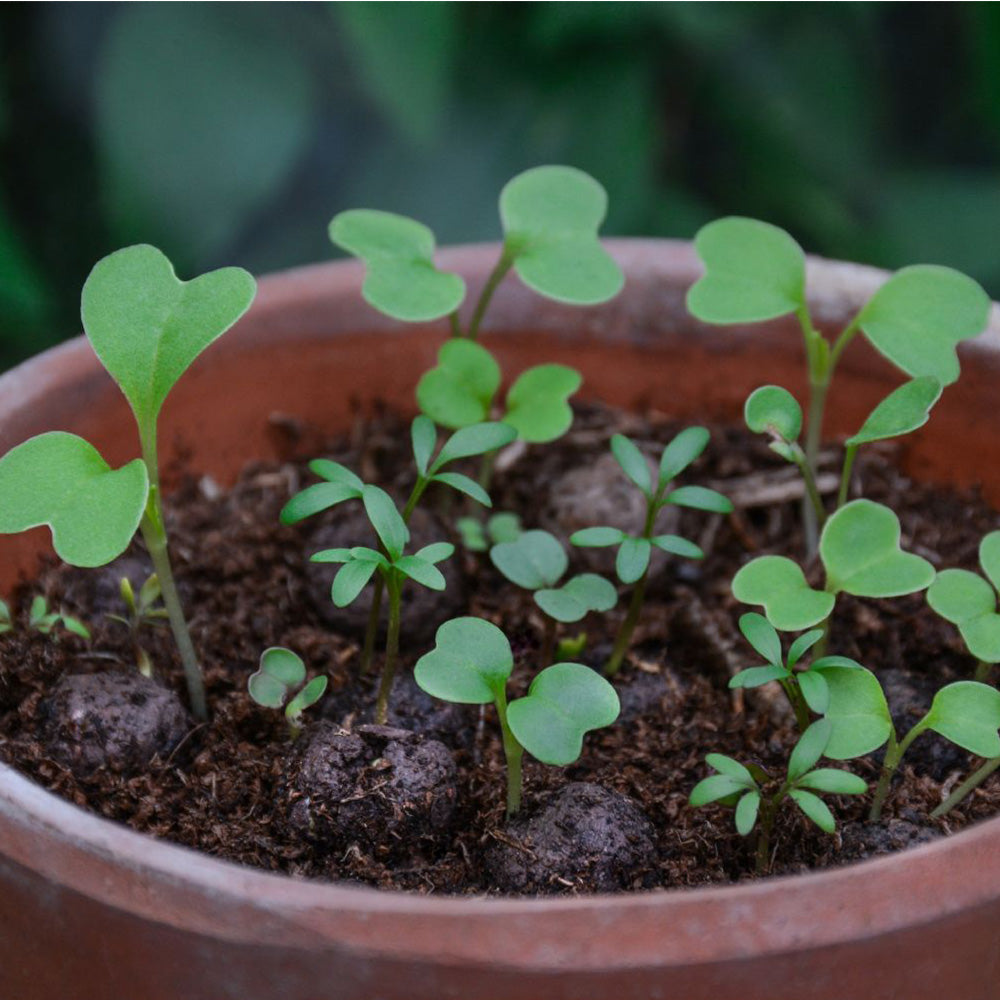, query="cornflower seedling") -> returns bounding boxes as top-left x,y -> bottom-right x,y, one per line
311,484 -> 455,724
690,720 -> 866,873
414,617 -> 619,816
25,595 -> 90,640
732,499 -> 934,635
0,246 -> 256,720
489,529 -> 616,667
688,217 -> 989,550
812,663 -> 1000,821
456,511 -> 522,552
247,647 -> 328,739
282,417 -> 514,673
571,428 -> 732,675
107,574 -> 169,677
